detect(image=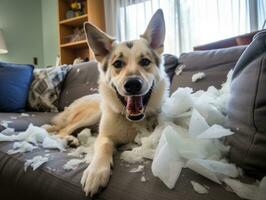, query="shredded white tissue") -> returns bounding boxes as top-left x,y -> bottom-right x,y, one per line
42,136 -> 65,151
187,159 -> 239,184
188,109 -> 209,138
0,124 -> 66,149
7,141 -> 37,154
190,181 -> 209,194
24,155 -> 49,171
10,116 -> 17,120
223,177 -> 266,200
129,165 -> 144,173
0,120 -> 12,128
63,158 -> 85,170
77,128 -> 92,145
20,113 -> 30,117
192,72 -> 206,82
0,127 -> 15,134
175,64 -> 186,76
141,175 -> 147,182
197,124 -> 234,139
